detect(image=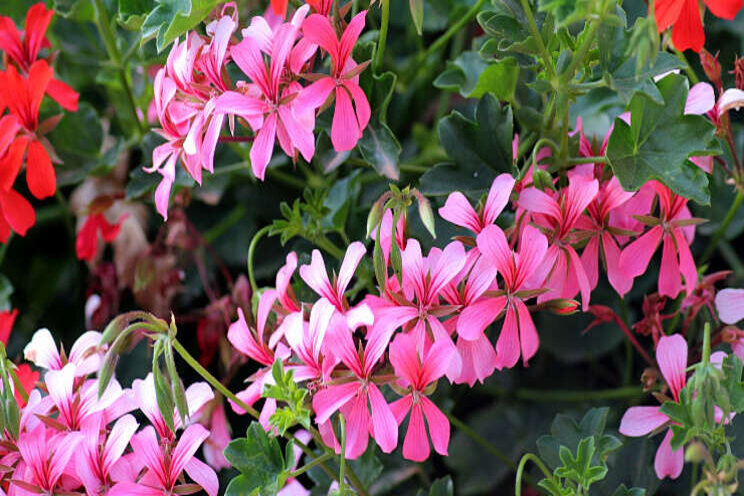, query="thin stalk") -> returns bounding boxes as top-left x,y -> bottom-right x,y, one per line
485,385 -> 645,402
567,155 -> 605,164
289,452 -> 334,478
675,49 -> 699,85
701,190 -> 744,263
314,234 -> 345,260
373,0 -> 389,74
92,0 -> 144,135
247,225 -> 272,294
519,0 -> 554,78
562,19 -> 599,82
417,0 -> 486,63
266,168 -> 306,189
516,453 -> 554,496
